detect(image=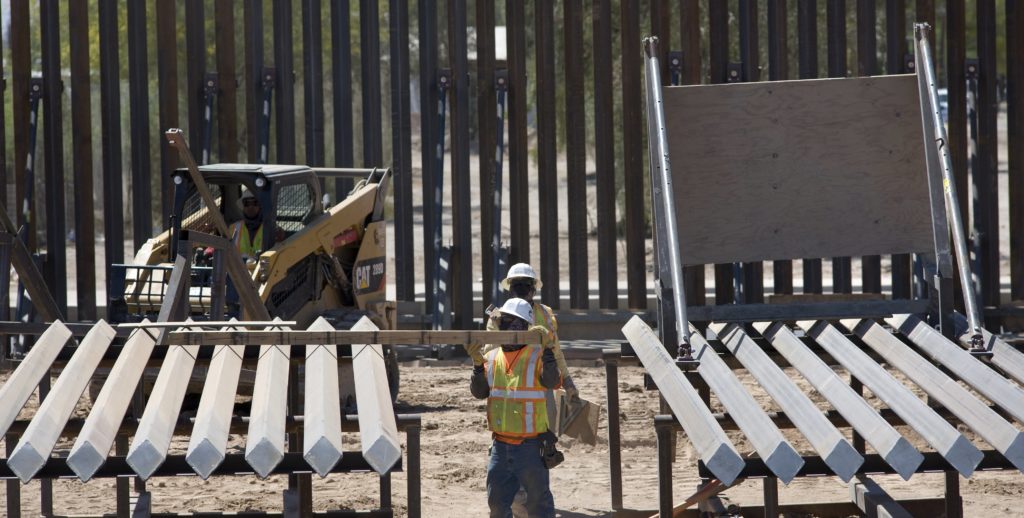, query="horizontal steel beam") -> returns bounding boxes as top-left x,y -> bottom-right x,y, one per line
686,299 -> 930,323
164,329 -> 541,346
0,452 -> 402,481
